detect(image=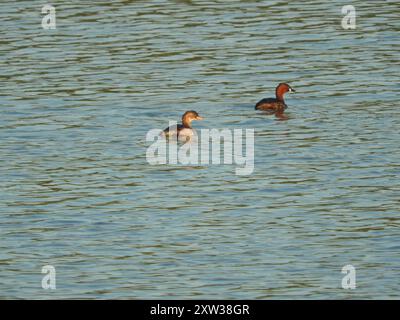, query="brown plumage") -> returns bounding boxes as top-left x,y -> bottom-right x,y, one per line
163,110 -> 204,139
255,83 -> 295,118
